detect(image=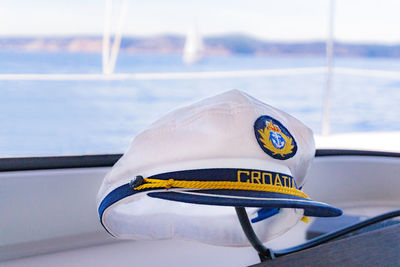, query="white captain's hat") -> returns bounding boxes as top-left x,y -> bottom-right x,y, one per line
97,89 -> 341,246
